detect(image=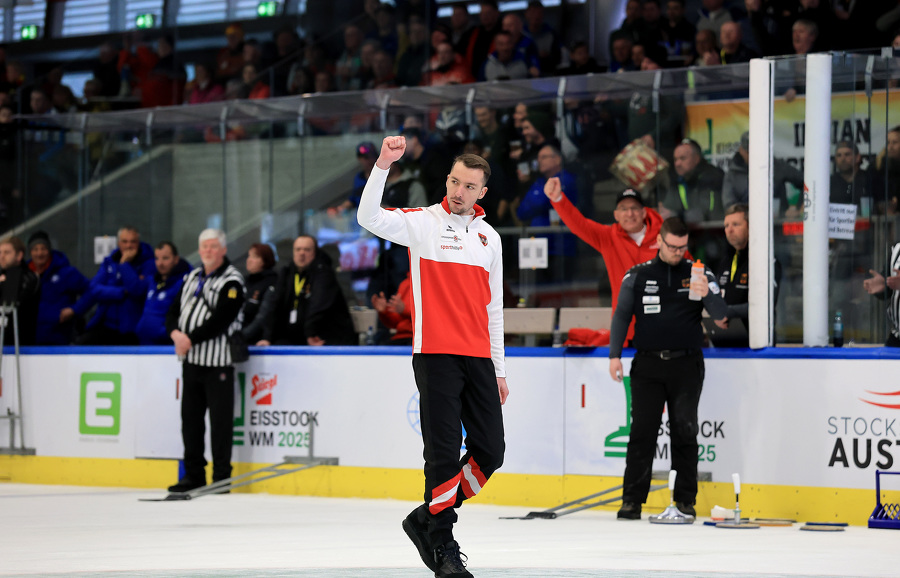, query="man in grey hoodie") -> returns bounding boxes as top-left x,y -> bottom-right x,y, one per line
722,131 -> 804,216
